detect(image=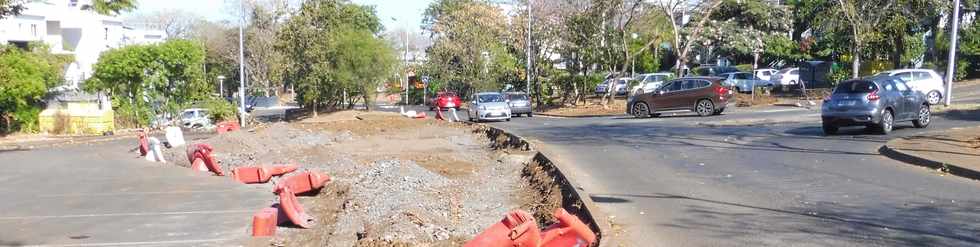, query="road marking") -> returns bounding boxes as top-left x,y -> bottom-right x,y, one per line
757,108 -> 809,113
36,189 -> 242,197
24,238 -> 230,247
0,209 -> 254,220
